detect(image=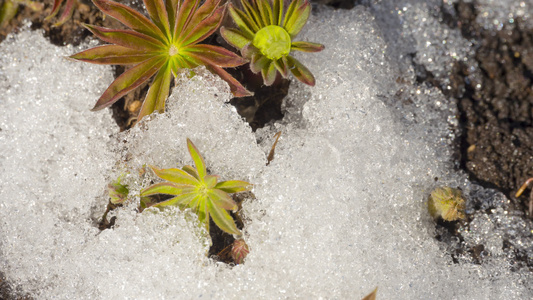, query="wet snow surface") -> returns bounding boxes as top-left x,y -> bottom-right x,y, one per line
1,1 -> 532,299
